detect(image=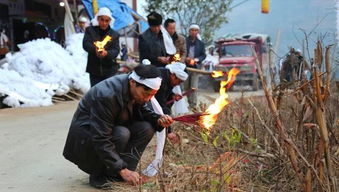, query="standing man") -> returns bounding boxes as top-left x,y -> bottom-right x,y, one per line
75,17 -> 88,33
0,28 -> 10,59
185,24 -> 206,107
185,24 -> 206,68
164,19 -> 186,63
139,12 -> 169,67
83,7 -> 120,87
63,64 -> 173,189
